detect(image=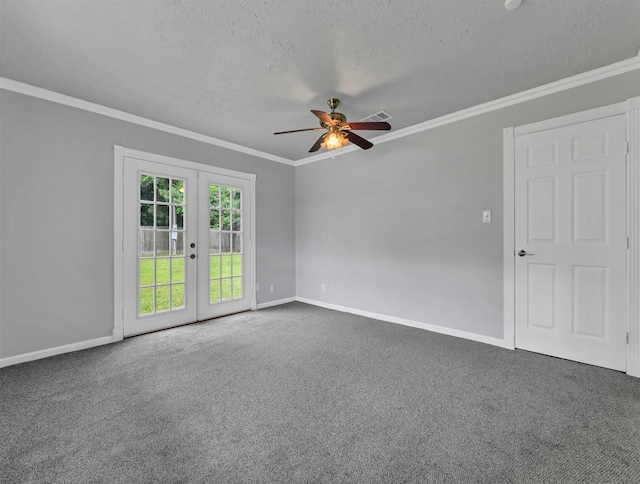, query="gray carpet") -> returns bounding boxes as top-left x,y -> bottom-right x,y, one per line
1,302 -> 639,483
